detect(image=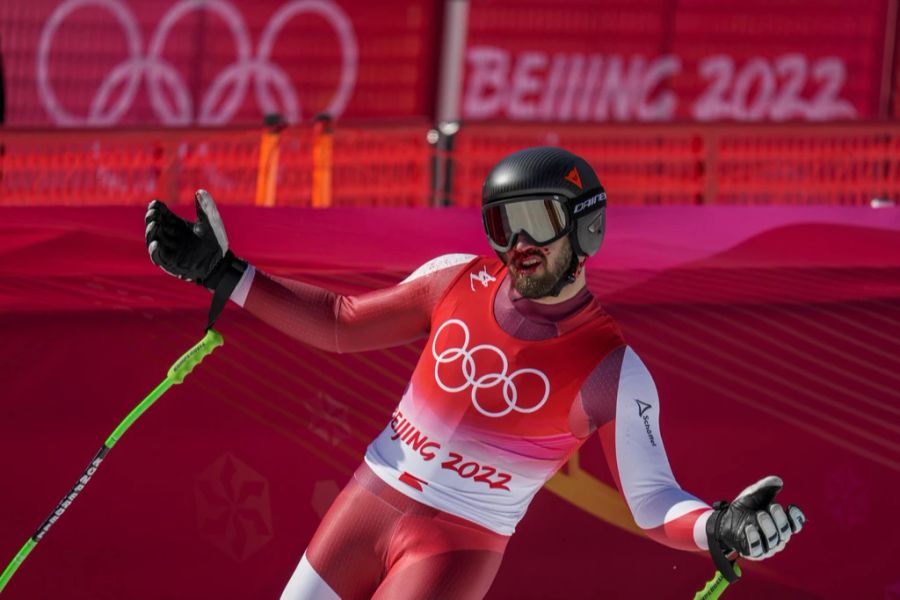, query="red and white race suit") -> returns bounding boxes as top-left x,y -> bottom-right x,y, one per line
232,254 -> 712,599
